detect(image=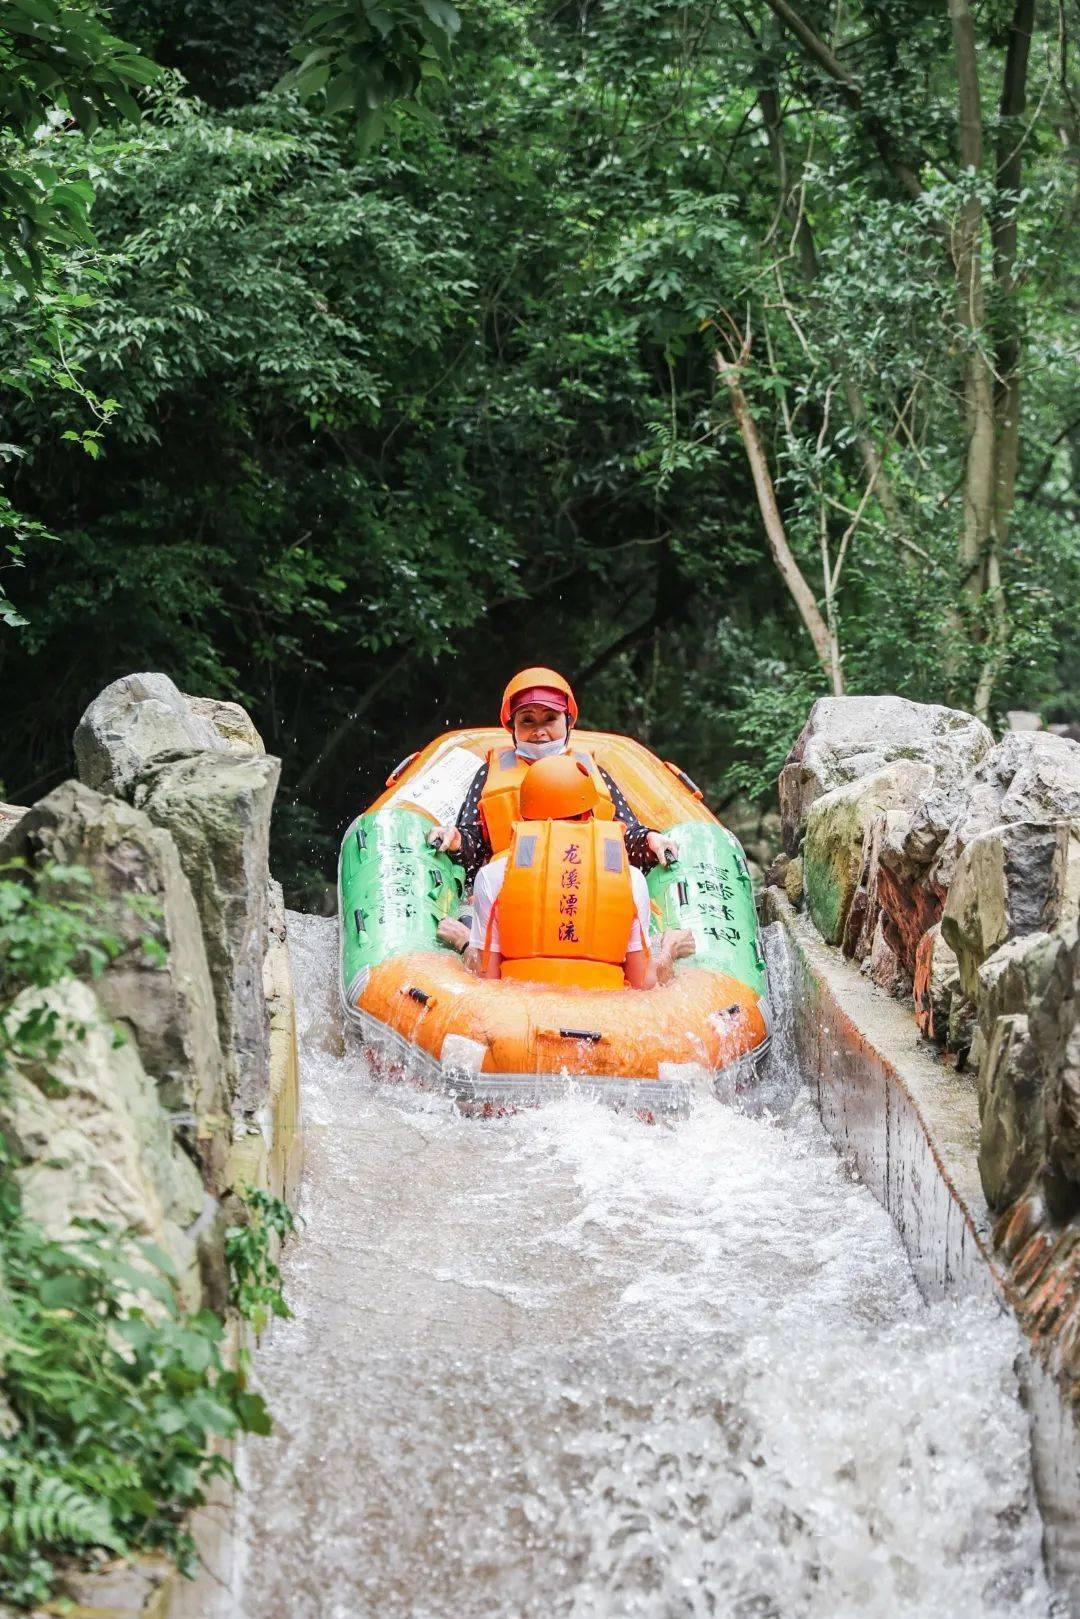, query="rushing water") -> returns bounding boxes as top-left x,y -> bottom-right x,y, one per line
227,913 -> 1050,1619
